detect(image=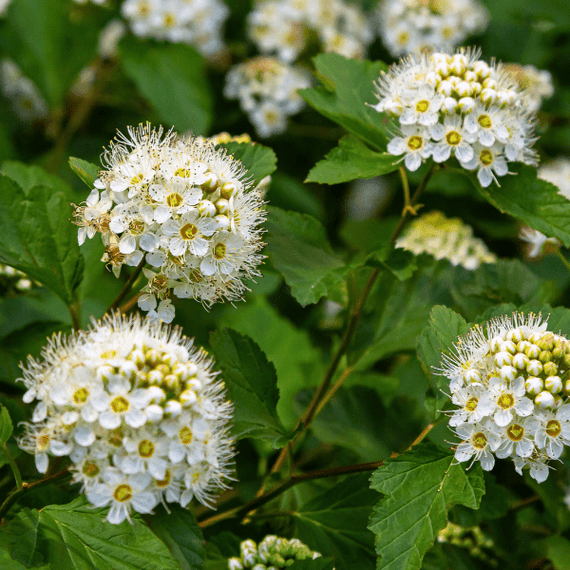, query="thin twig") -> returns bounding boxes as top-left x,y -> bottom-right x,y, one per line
105,258 -> 146,315
1,445 -> 22,491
